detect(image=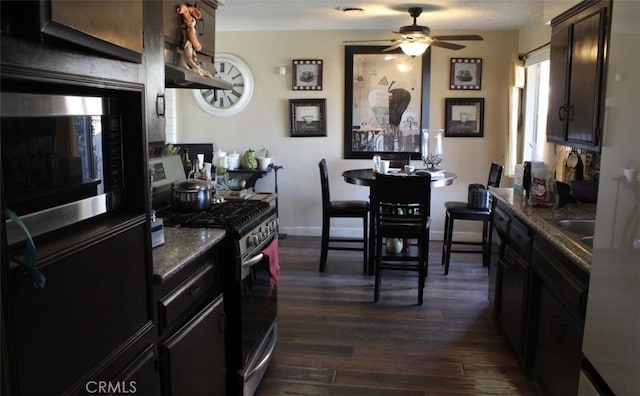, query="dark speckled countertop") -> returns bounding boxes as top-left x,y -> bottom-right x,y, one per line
152,227 -> 226,284
490,188 -> 596,272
